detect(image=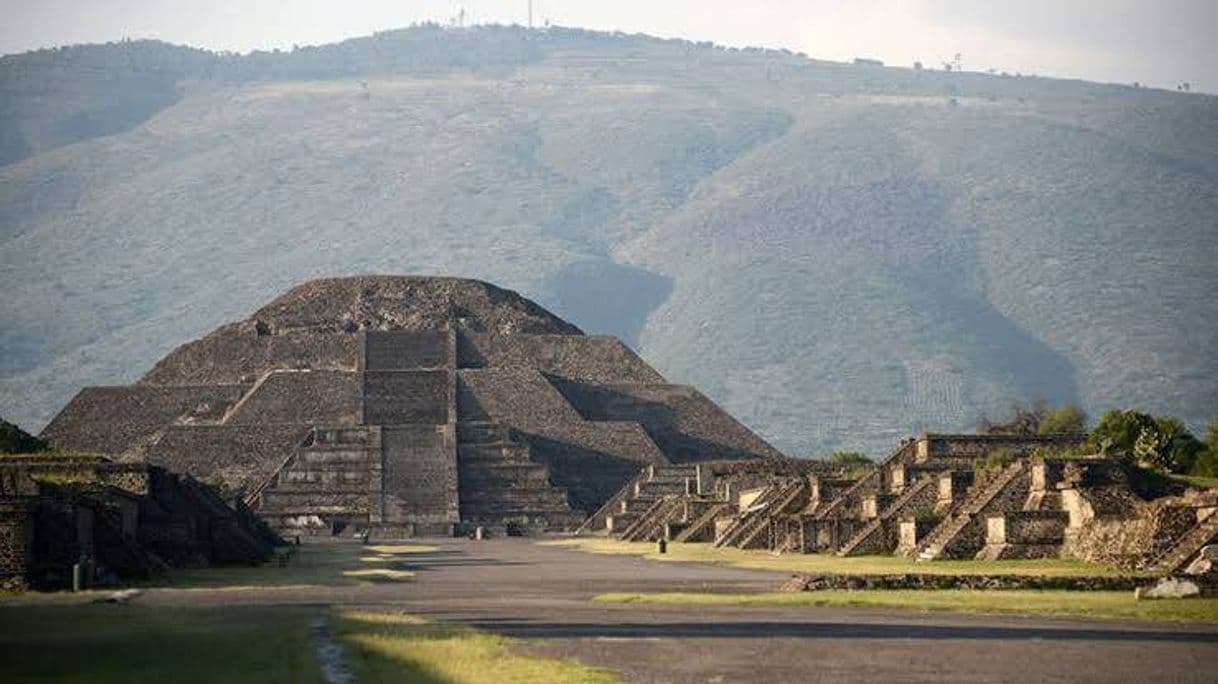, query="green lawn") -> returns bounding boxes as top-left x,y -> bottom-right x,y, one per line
545,538 -> 1137,578
335,610 -> 617,683
0,604 -> 326,683
594,590 -> 1218,624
